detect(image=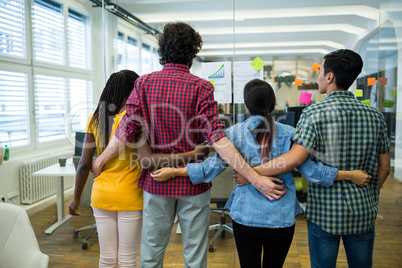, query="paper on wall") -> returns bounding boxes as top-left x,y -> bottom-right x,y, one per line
233,61 -> 264,104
